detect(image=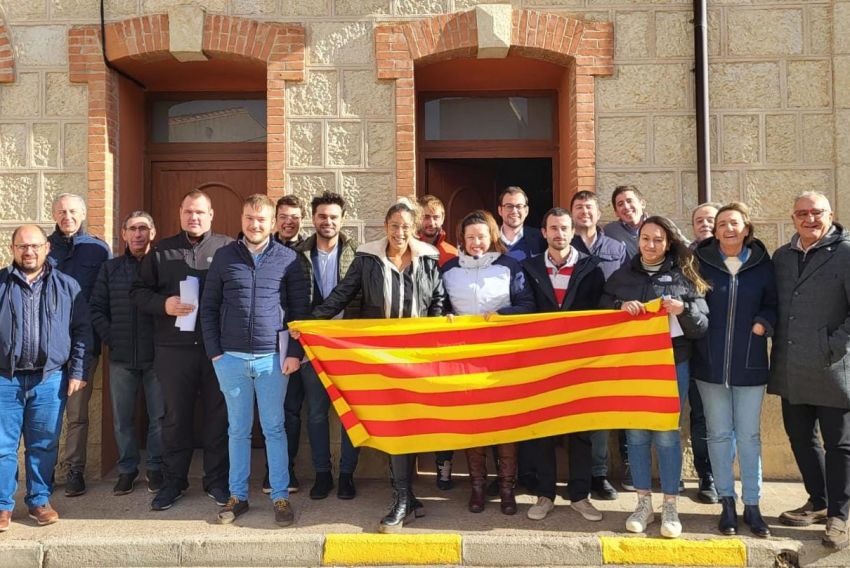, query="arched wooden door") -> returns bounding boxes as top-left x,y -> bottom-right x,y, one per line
149,155 -> 266,238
